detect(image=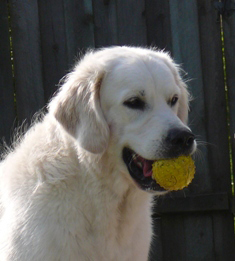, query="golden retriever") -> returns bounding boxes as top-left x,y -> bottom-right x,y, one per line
0,46 -> 196,260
